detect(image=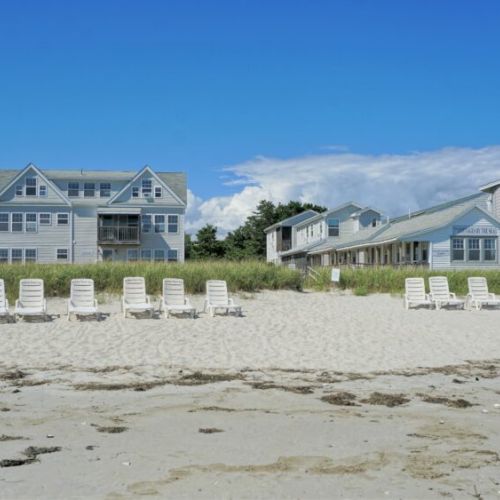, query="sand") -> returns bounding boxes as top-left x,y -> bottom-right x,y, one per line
1,290 -> 500,499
